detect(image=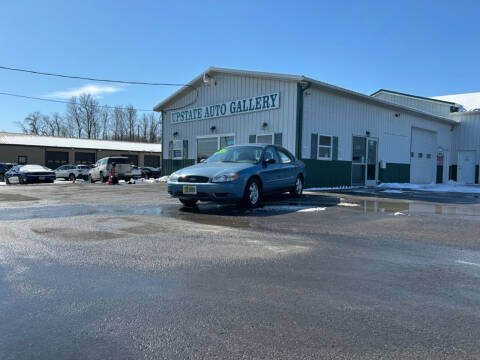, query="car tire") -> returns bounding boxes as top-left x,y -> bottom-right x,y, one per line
100,172 -> 106,183
180,199 -> 198,207
290,175 -> 304,198
242,178 -> 262,208
69,173 -> 76,181
88,174 -> 95,183
5,177 -> 10,185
